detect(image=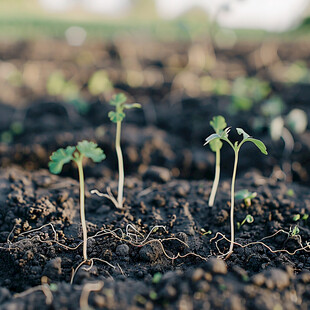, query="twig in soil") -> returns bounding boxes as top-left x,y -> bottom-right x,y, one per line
14,277 -> 53,305
90,188 -> 124,210
210,229 -> 310,258
80,281 -> 104,310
